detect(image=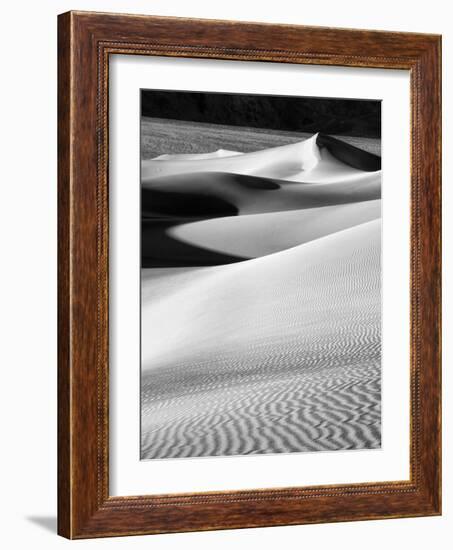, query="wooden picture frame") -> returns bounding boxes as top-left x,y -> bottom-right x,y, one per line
58,10 -> 441,539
